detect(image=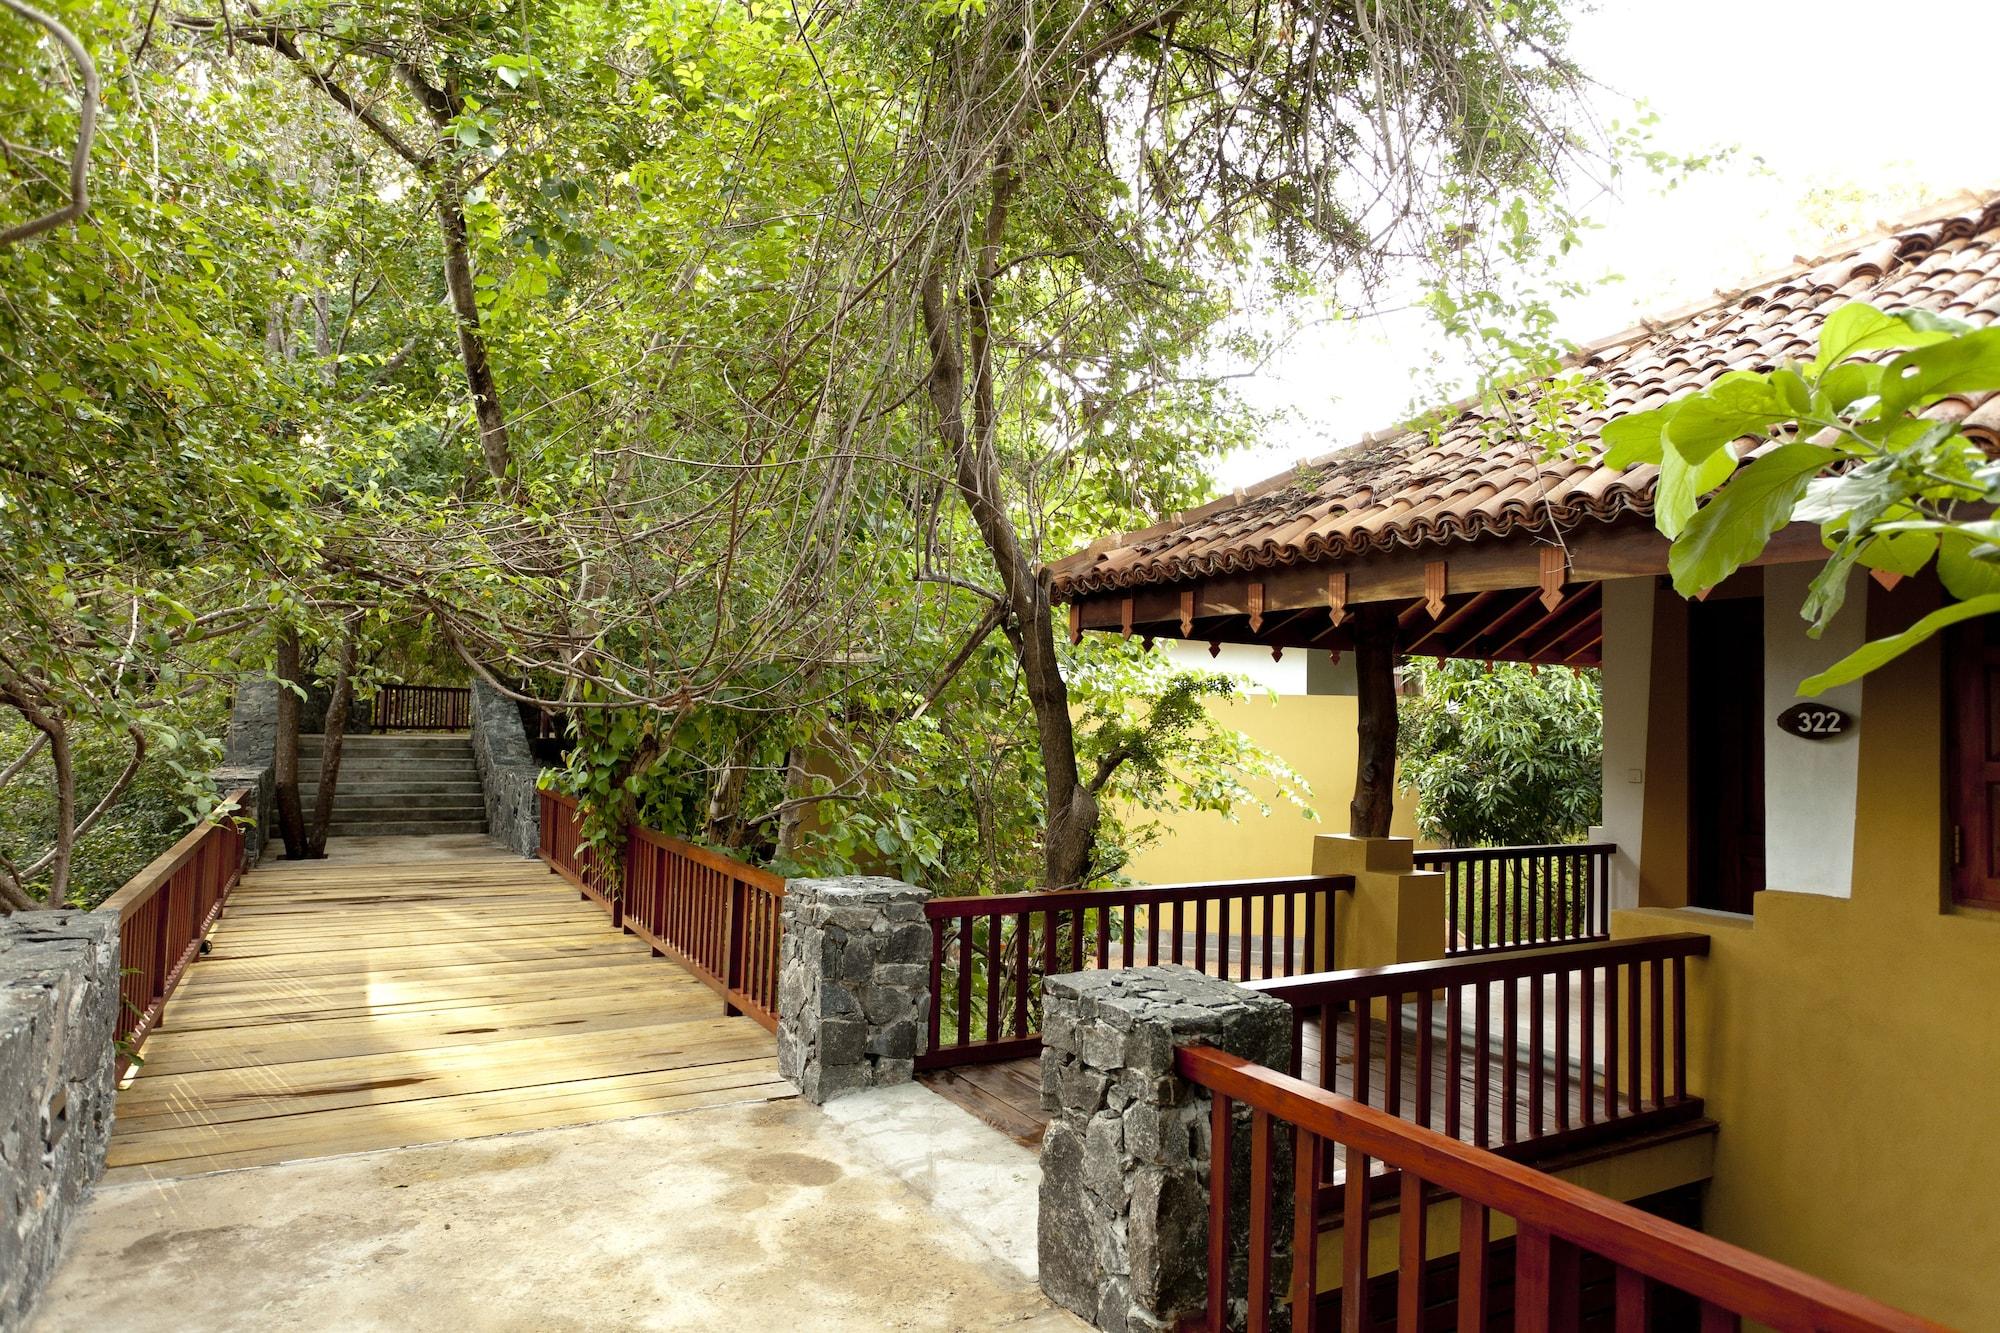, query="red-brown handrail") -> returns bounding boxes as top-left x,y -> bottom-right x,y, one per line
1177,1044 -> 1944,1333
373,683 -> 471,732
920,875 -> 1355,1070
1413,842 -> 1614,956
538,788 -> 785,1032
95,787 -> 250,1076
1249,934 -> 1710,1188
